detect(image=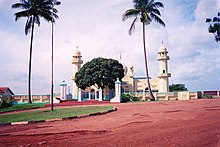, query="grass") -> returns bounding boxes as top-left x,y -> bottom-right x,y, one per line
0,103 -> 46,113
0,106 -> 113,123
